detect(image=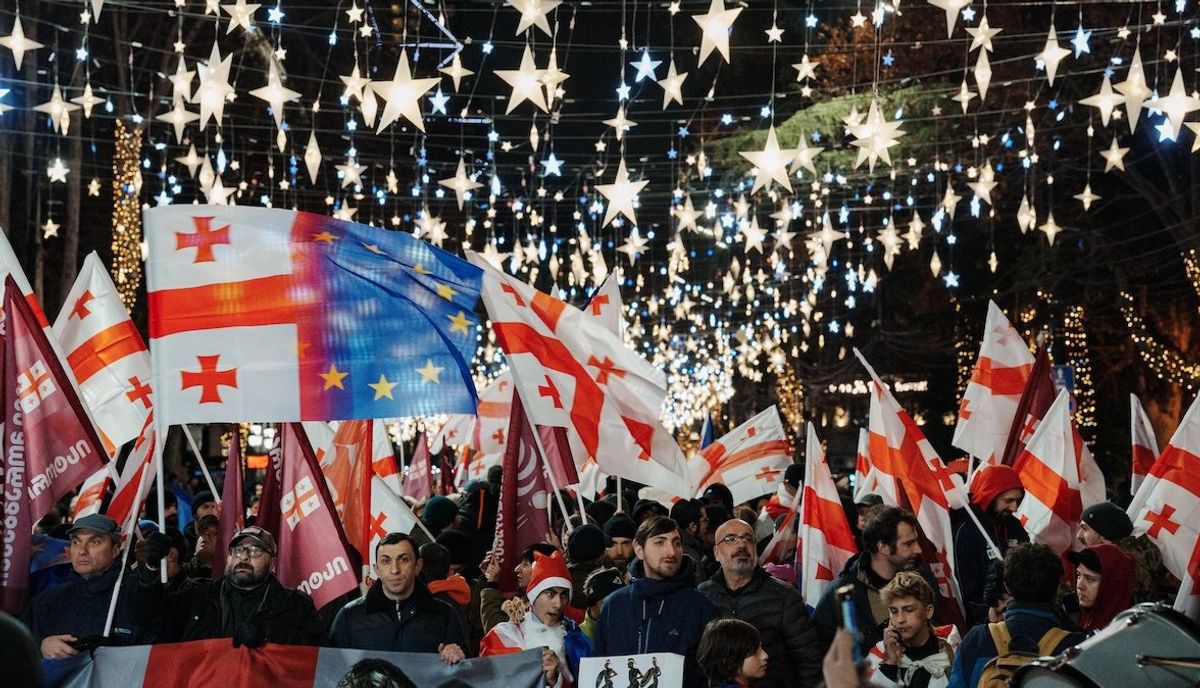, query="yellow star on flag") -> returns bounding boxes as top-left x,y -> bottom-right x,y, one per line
312,231 -> 337,244
416,359 -> 444,384
435,283 -> 458,300
448,311 -> 471,334
363,242 -> 385,255
320,363 -> 348,390
369,374 -> 398,400
412,263 -> 432,275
